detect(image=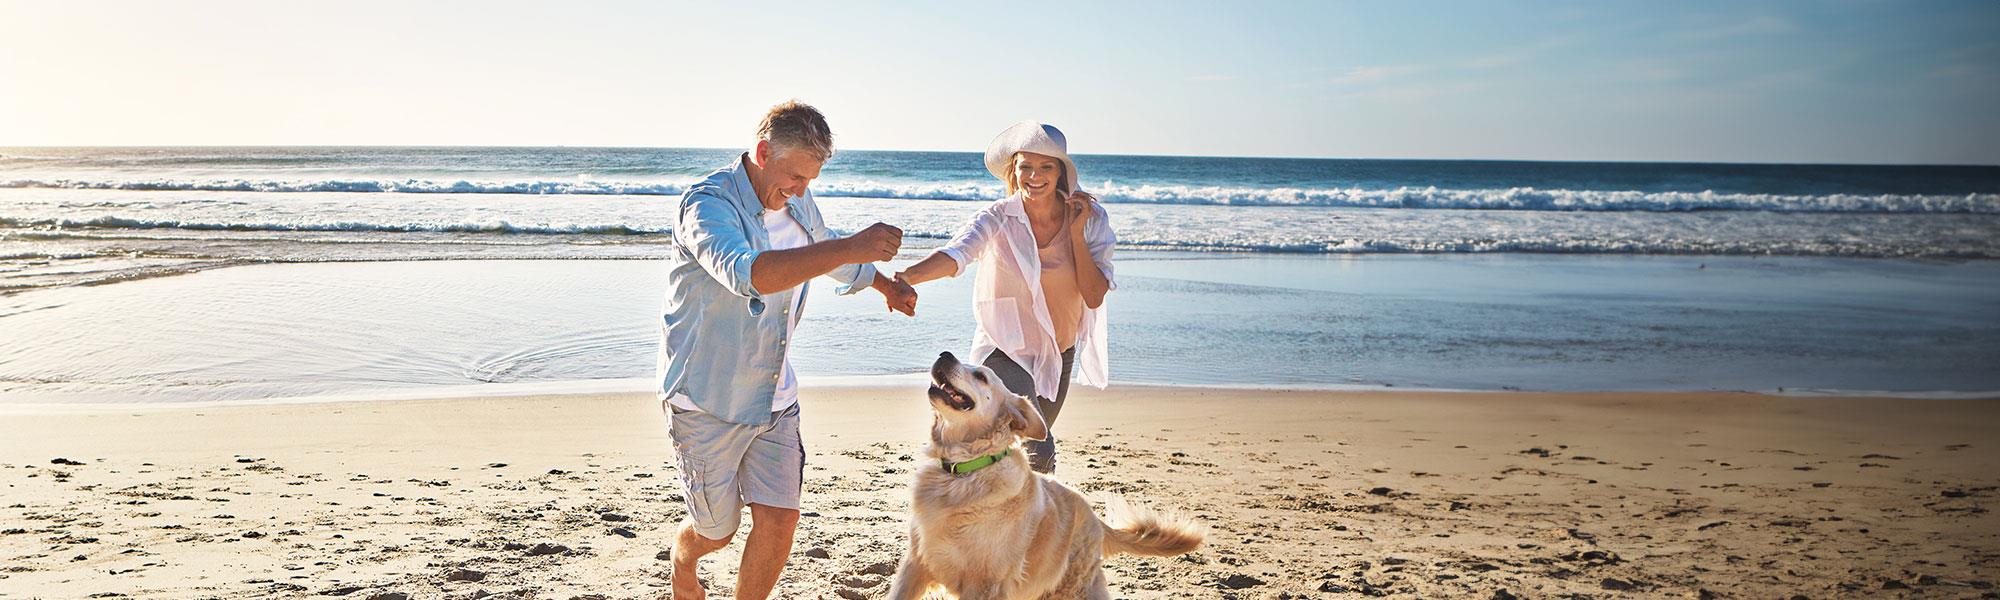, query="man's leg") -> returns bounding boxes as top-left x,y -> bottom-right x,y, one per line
735,404 -> 807,600
735,502 -> 801,600
671,522 -> 732,600
667,406 -> 755,600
